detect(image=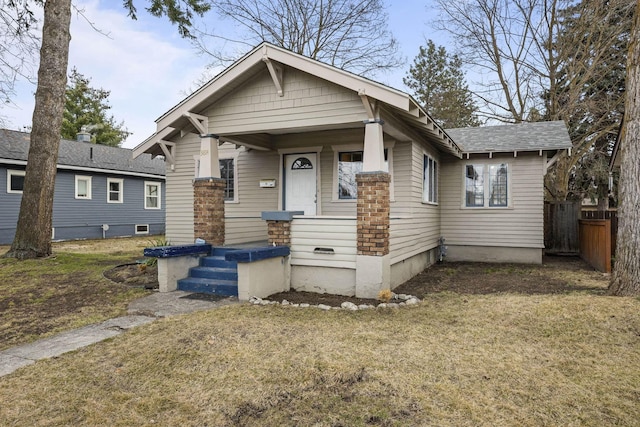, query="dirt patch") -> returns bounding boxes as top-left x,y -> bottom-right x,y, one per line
103,263 -> 159,289
266,255 -> 609,307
